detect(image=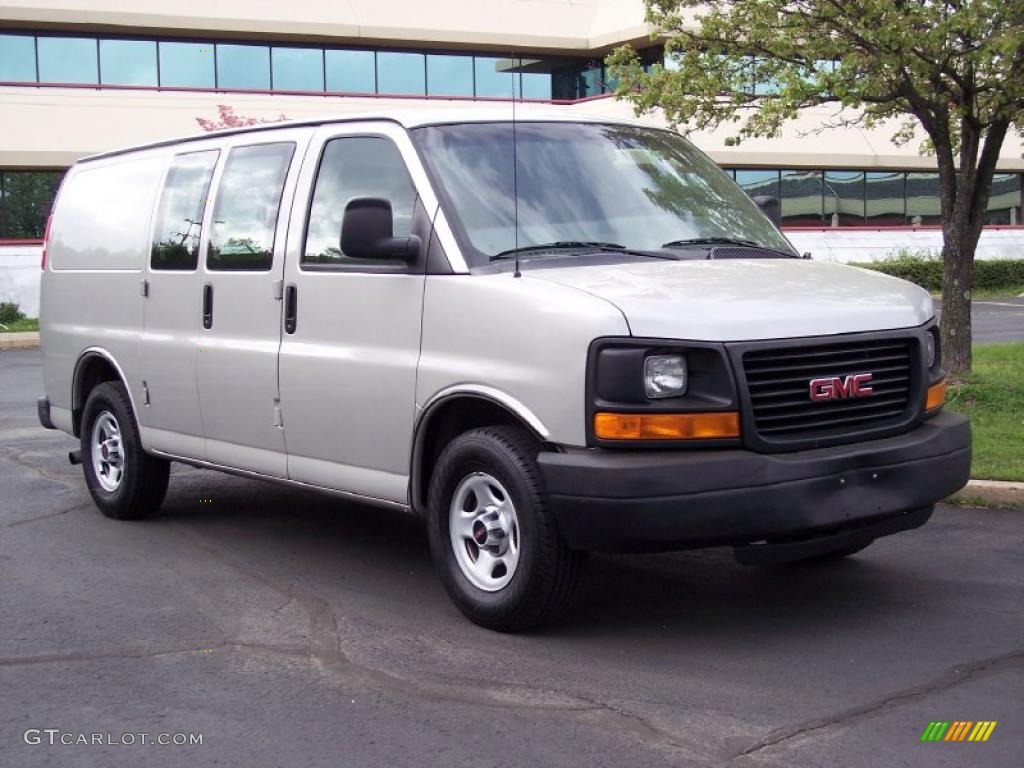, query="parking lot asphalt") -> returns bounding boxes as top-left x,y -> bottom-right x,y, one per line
1,348 -> 1021,768
936,296 -> 1024,344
